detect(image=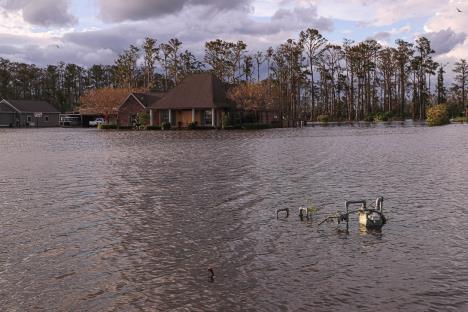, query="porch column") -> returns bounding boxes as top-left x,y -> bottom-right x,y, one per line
150,109 -> 154,126
192,108 -> 195,123
211,108 -> 215,127
168,109 -> 172,125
